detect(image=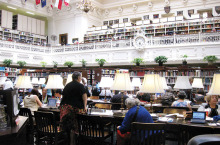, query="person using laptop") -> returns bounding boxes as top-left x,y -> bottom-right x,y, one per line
198,95 -> 220,117
24,88 -> 42,115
